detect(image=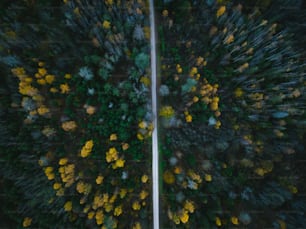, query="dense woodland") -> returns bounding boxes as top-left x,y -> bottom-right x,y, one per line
0,0 -> 306,228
